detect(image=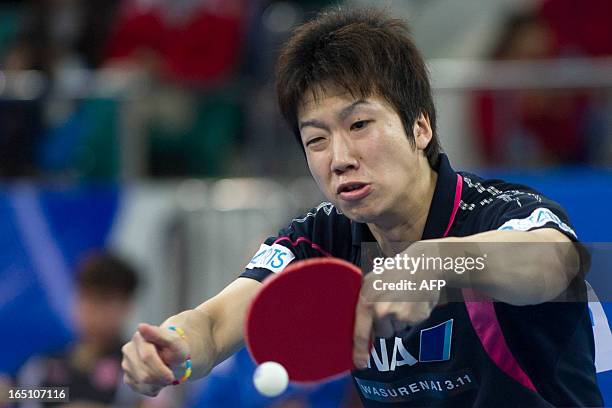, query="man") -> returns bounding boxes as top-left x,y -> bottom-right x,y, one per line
15,252 -> 149,407
121,7 -> 603,407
